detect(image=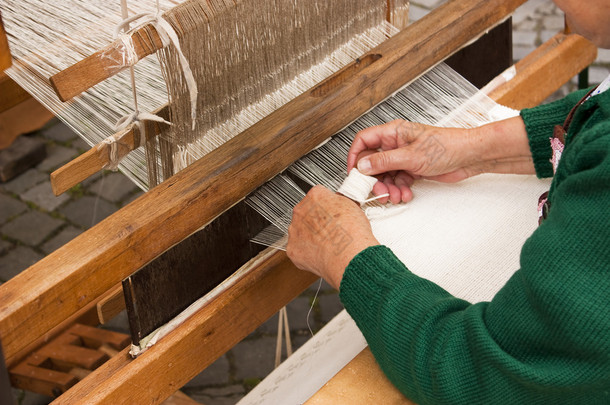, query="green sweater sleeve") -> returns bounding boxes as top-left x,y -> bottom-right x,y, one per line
339,99 -> 610,404
520,88 -> 591,178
